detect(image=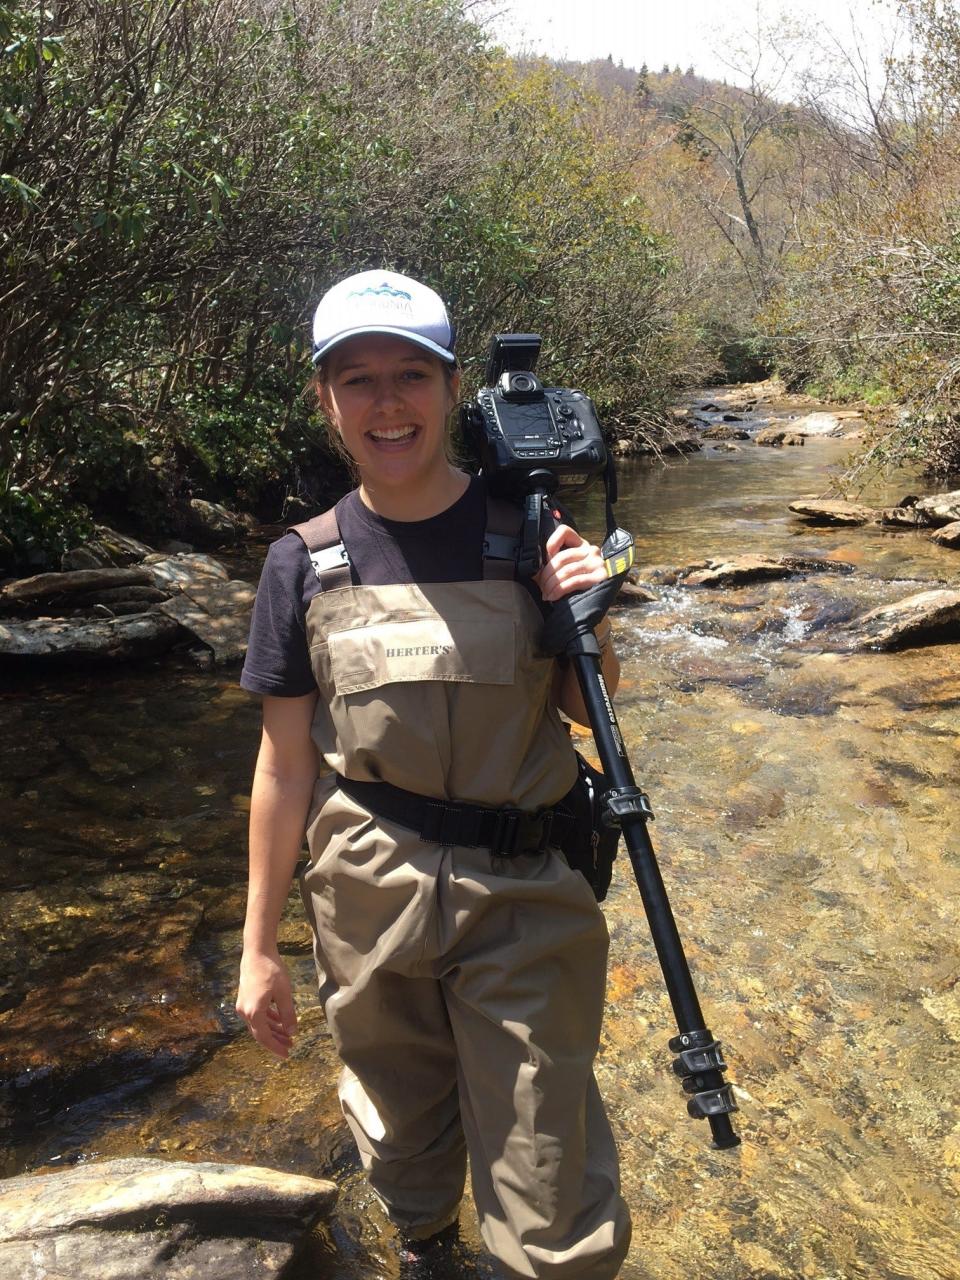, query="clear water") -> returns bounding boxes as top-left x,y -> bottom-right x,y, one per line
2,419 -> 958,1279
